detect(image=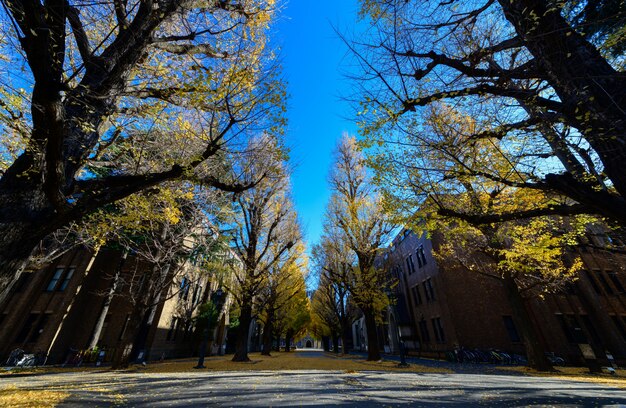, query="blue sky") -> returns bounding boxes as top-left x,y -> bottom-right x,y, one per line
274,0 -> 362,251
